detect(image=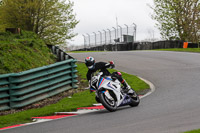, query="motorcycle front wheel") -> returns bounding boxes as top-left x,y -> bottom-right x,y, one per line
99,90 -> 117,112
